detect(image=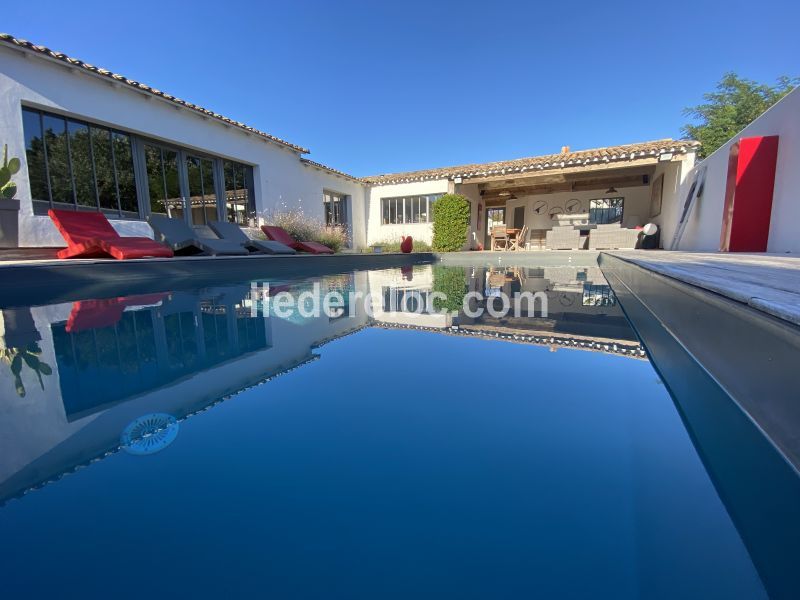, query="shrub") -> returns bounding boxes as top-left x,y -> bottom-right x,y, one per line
432,194 -> 470,252
432,265 -> 468,313
265,209 -> 349,253
364,239 -> 433,253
